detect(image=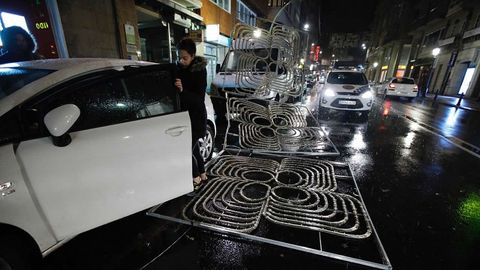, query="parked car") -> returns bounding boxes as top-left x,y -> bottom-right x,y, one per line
0,58 -> 216,269
318,69 -> 374,116
376,77 -> 418,100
